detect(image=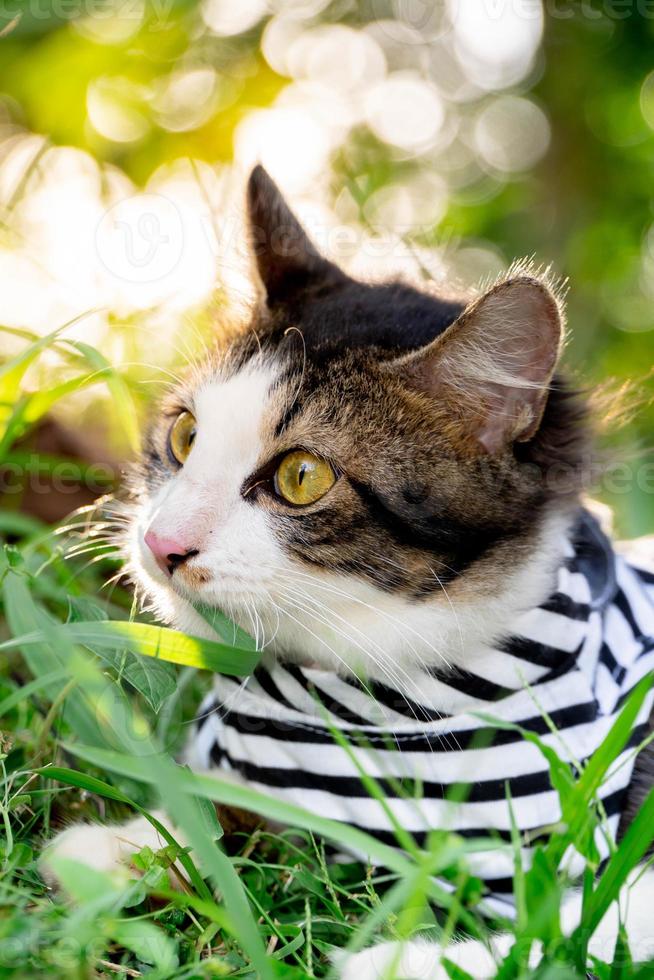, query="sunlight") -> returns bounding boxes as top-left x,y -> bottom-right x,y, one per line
448,0 -> 543,90
366,72 -> 445,152
234,105 -> 332,192
202,0 -> 269,36
474,95 -> 550,173
87,77 -> 150,144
